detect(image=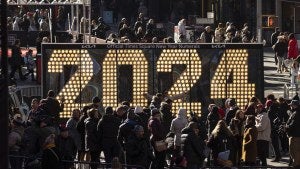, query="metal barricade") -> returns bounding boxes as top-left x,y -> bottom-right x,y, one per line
284,83 -> 298,100
8,155 -> 146,169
